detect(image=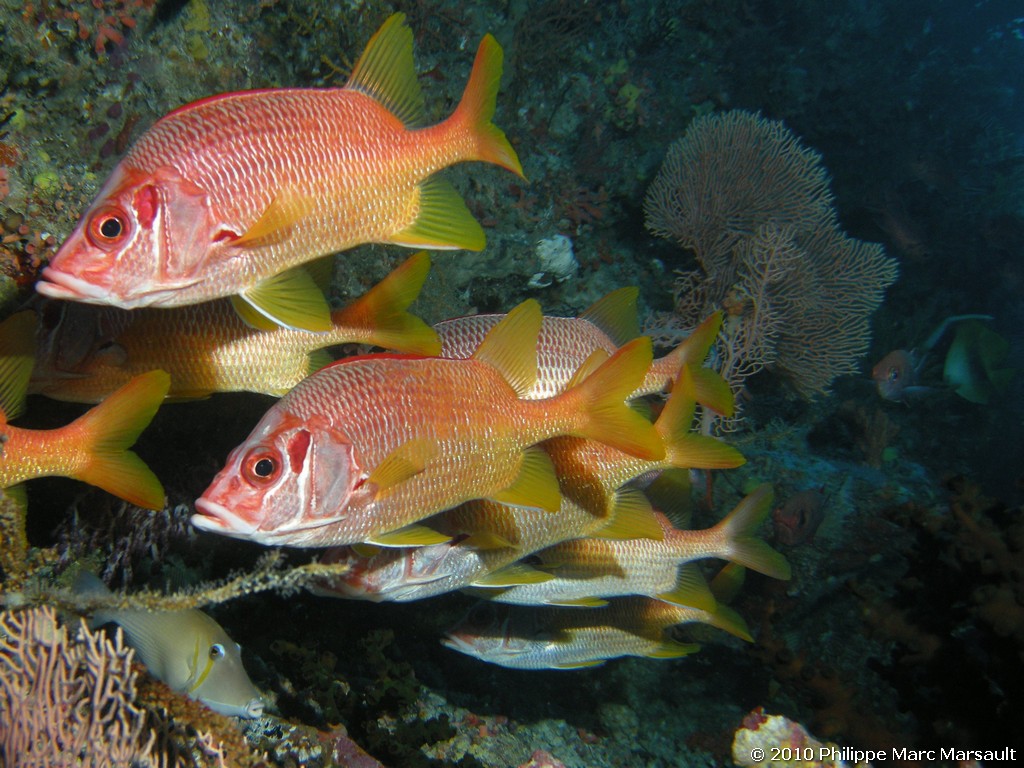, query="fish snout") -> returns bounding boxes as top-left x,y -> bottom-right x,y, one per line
36,267 -> 113,302
192,497 -> 258,535
245,696 -> 265,718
